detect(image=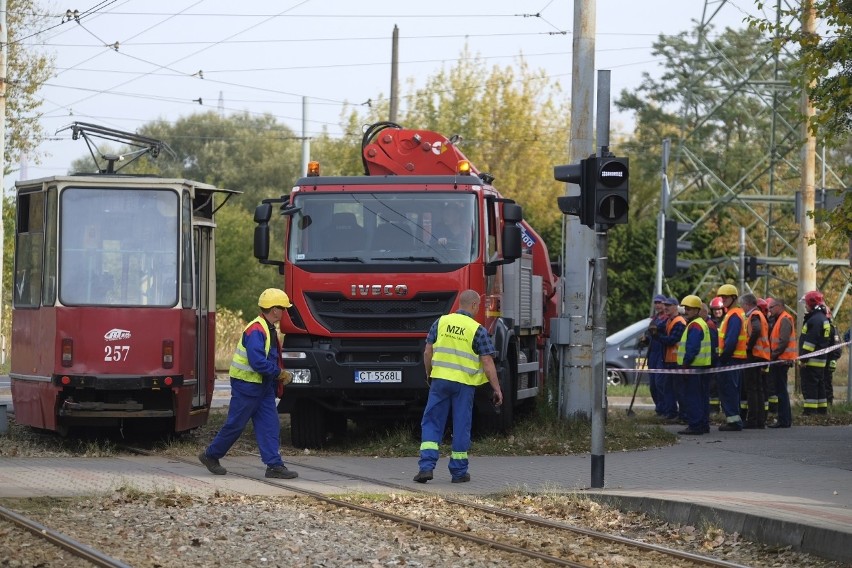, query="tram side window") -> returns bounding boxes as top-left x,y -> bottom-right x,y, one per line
42,189 -> 58,306
14,193 -> 45,307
